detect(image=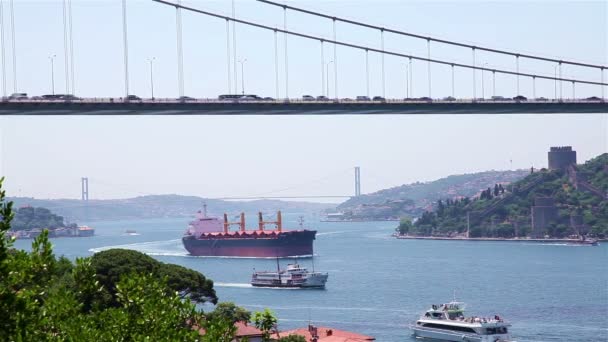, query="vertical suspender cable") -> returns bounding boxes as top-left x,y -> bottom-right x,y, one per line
121,0 -> 129,98
381,29 -> 385,98
572,81 -> 575,100
559,62 -> 563,100
283,7 -> 289,100
176,2 -> 184,97
62,0 -> 70,94
9,0 -> 16,93
532,76 -> 536,99
516,55 -> 520,96
0,0 -> 6,98
492,71 -> 496,98
365,49 -> 369,98
321,40 -> 325,97
481,67 -> 484,99
427,39 -> 431,98
333,19 -> 337,100
554,64 -> 558,100
225,19 -> 232,94
601,68 -> 604,101
274,30 -> 279,99
472,48 -> 476,100
408,57 -> 412,98
405,63 -> 408,98
232,0 -> 237,94
451,64 -> 455,98
68,0 -> 75,95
